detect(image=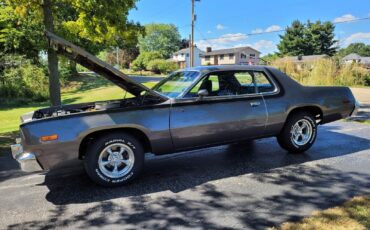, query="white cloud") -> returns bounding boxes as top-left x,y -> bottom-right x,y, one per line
343,32 -> 370,45
251,28 -> 263,34
197,38 -> 276,55
216,24 -> 226,30
207,30 -> 212,34
265,25 -> 282,32
333,14 -> 358,23
239,40 -> 277,55
251,25 -> 282,34
196,33 -> 248,50
253,40 -> 275,50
